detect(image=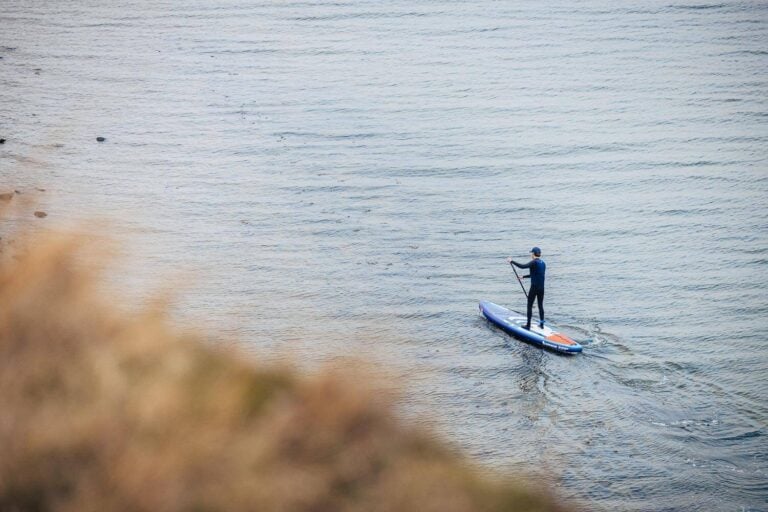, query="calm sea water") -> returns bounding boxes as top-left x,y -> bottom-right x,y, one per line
2,1 -> 767,509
